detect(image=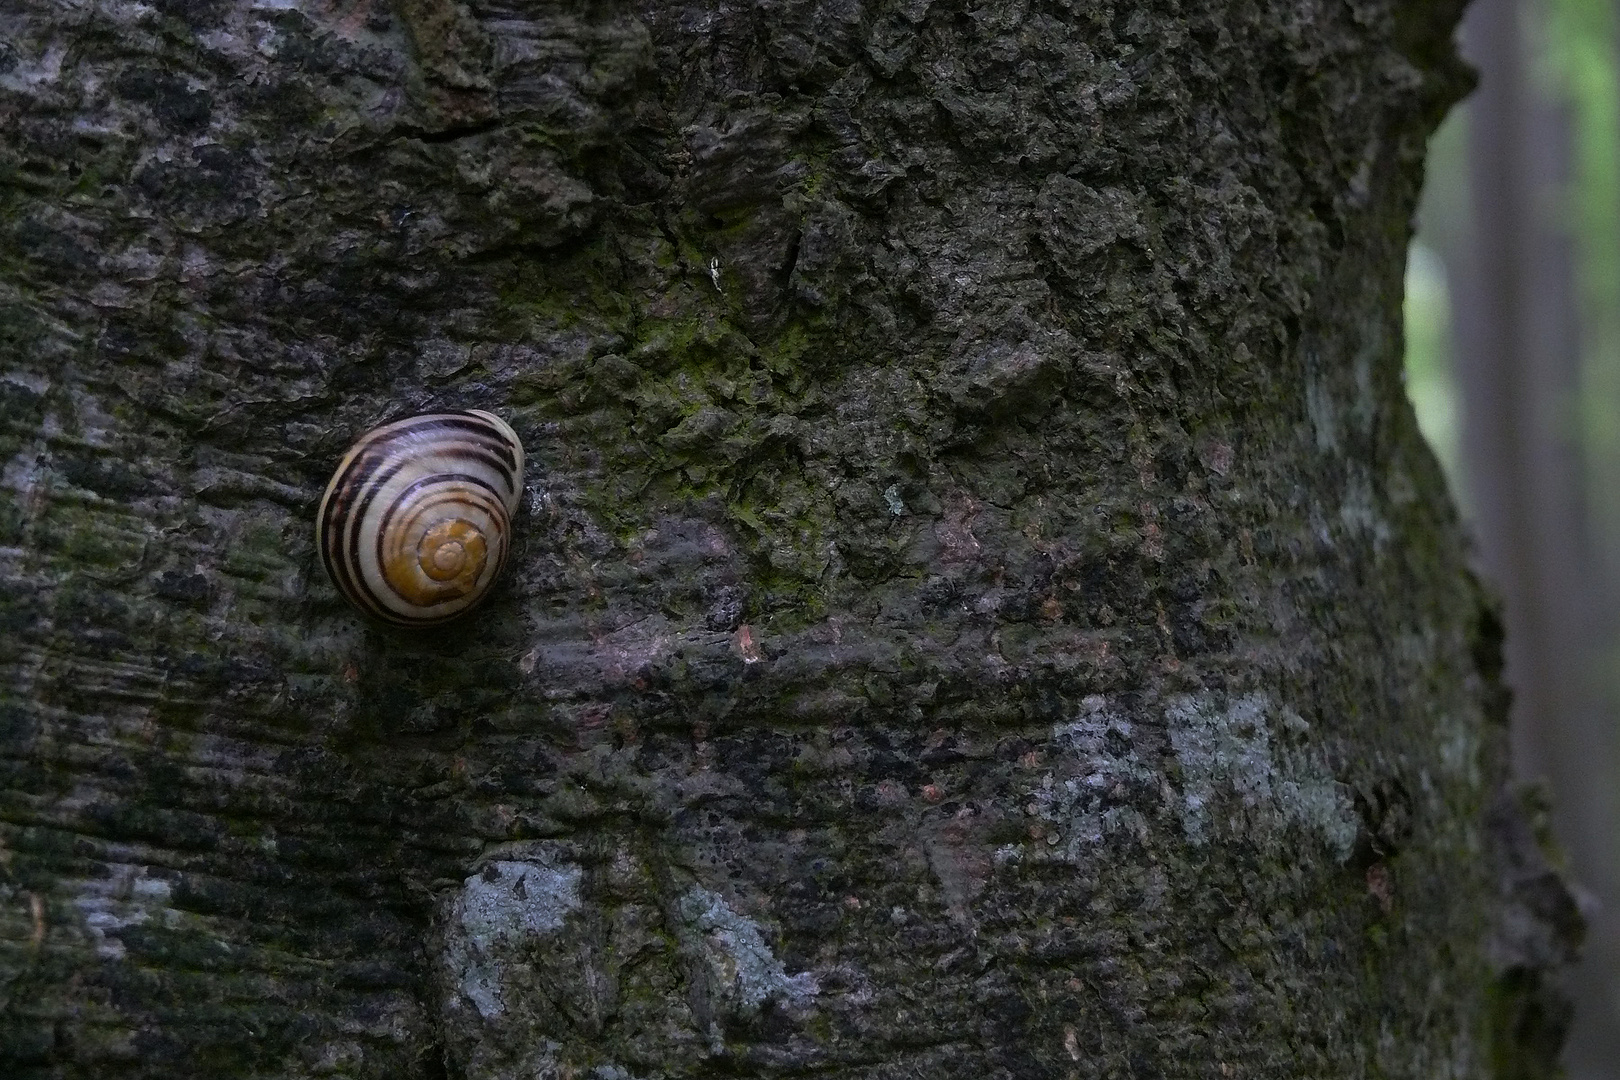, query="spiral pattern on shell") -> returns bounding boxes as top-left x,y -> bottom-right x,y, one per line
317,410 -> 524,625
